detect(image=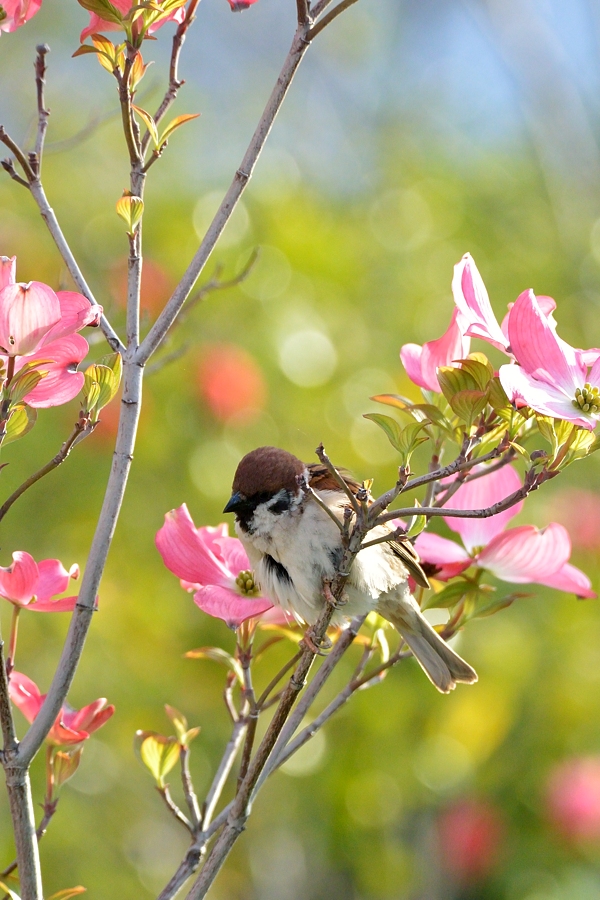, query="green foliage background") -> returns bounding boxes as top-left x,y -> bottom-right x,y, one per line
1,2 -> 600,898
